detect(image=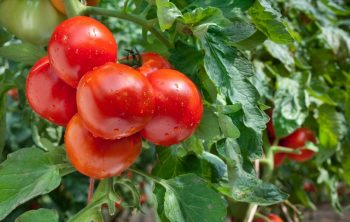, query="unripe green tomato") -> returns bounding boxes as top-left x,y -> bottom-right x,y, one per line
0,0 -> 66,46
